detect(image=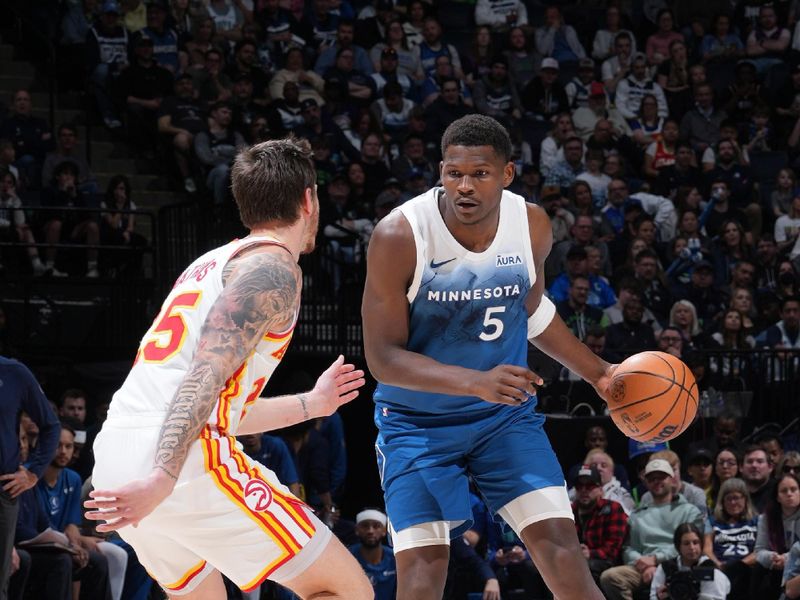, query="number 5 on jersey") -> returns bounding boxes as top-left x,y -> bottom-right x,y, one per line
136,291 -> 203,364
479,306 -> 506,341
